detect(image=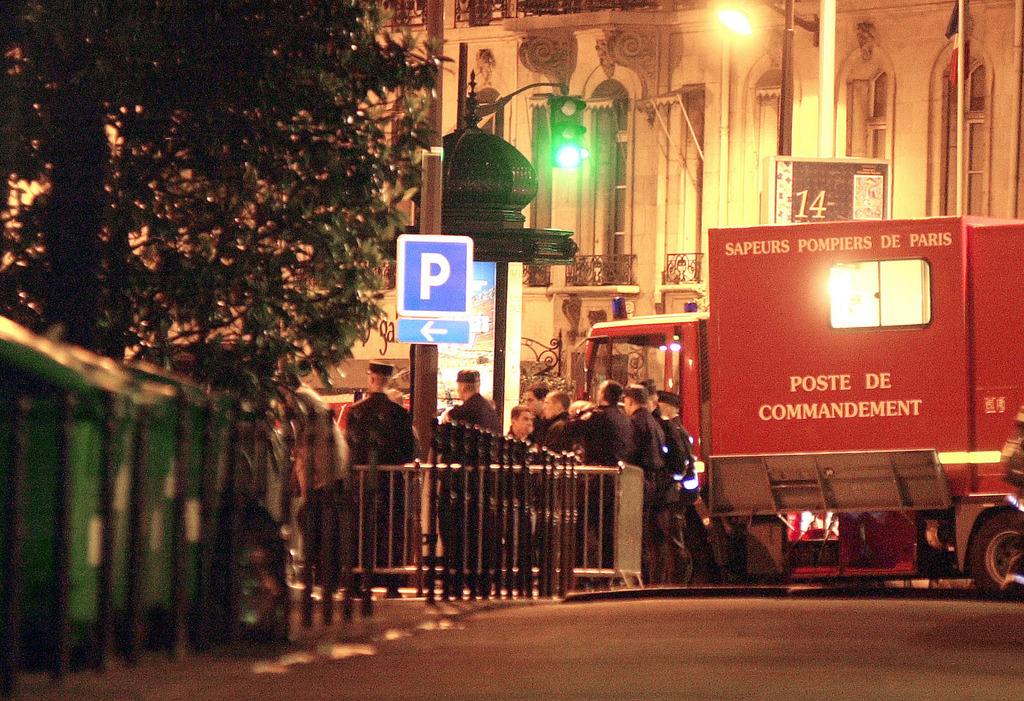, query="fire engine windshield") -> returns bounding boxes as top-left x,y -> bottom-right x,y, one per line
588,334 -> 668,400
